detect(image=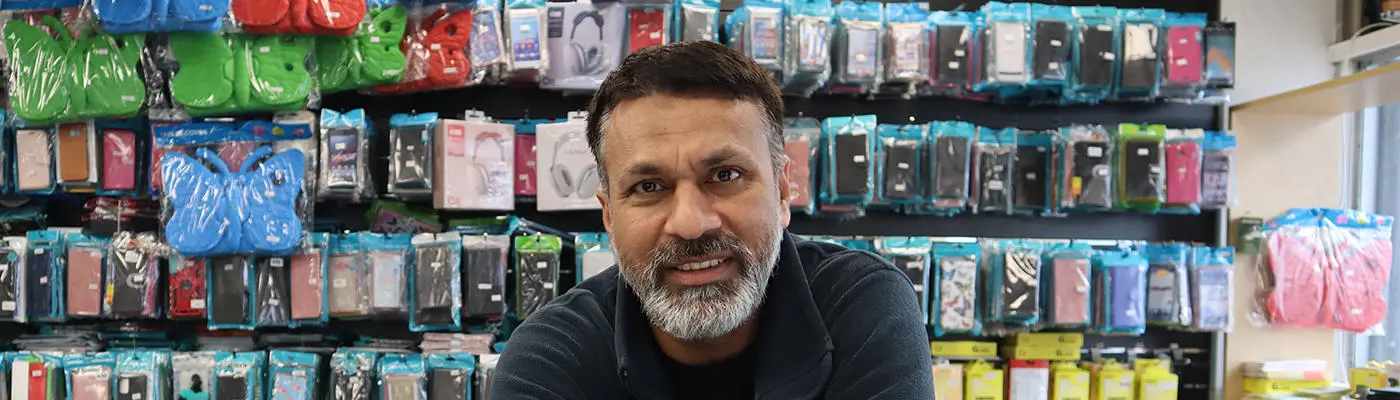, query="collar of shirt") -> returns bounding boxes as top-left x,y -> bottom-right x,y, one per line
612,232 -> 835,400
